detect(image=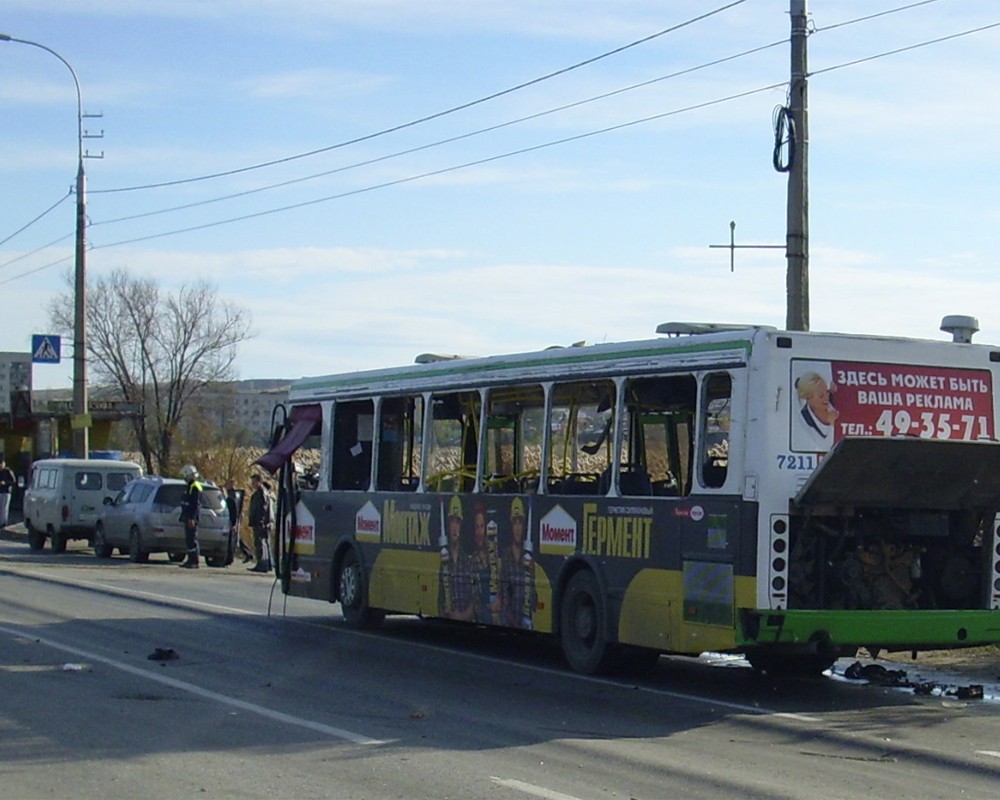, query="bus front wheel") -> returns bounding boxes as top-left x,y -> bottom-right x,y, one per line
560,570 -> 616,675
338,549 -> 384,629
